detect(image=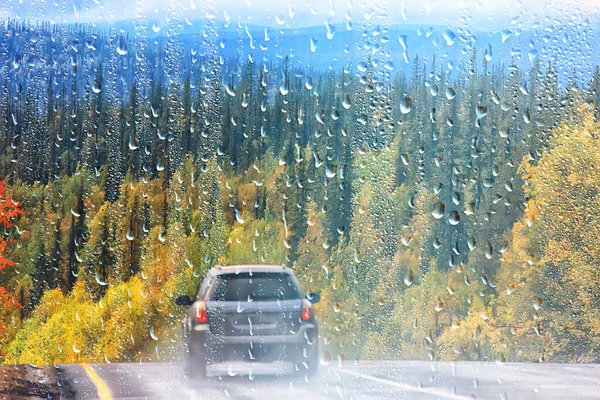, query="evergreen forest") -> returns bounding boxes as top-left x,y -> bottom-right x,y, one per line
1,18 -> 600,365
